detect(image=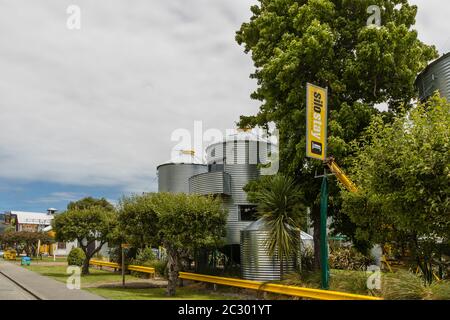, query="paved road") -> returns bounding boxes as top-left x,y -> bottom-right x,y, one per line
0,272 -> 36,300
0,261 -> 104,300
